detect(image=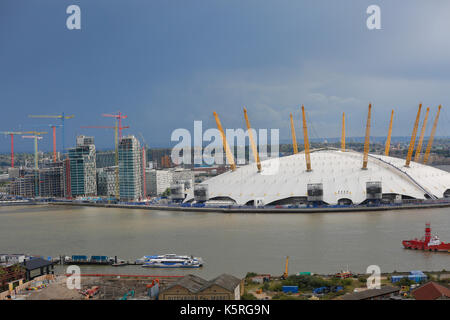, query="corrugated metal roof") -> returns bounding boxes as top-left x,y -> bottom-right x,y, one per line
161,274 -> 241,294
341,286 -> 400,300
